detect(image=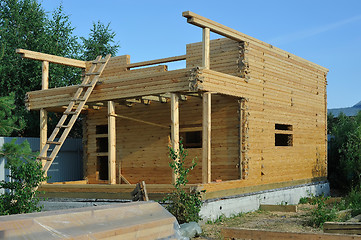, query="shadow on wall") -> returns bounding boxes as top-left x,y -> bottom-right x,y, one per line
0,137 -> 83,186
